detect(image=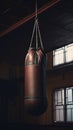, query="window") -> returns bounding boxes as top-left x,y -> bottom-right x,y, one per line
53,43 -> 73,66
53,87 -> 73,122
